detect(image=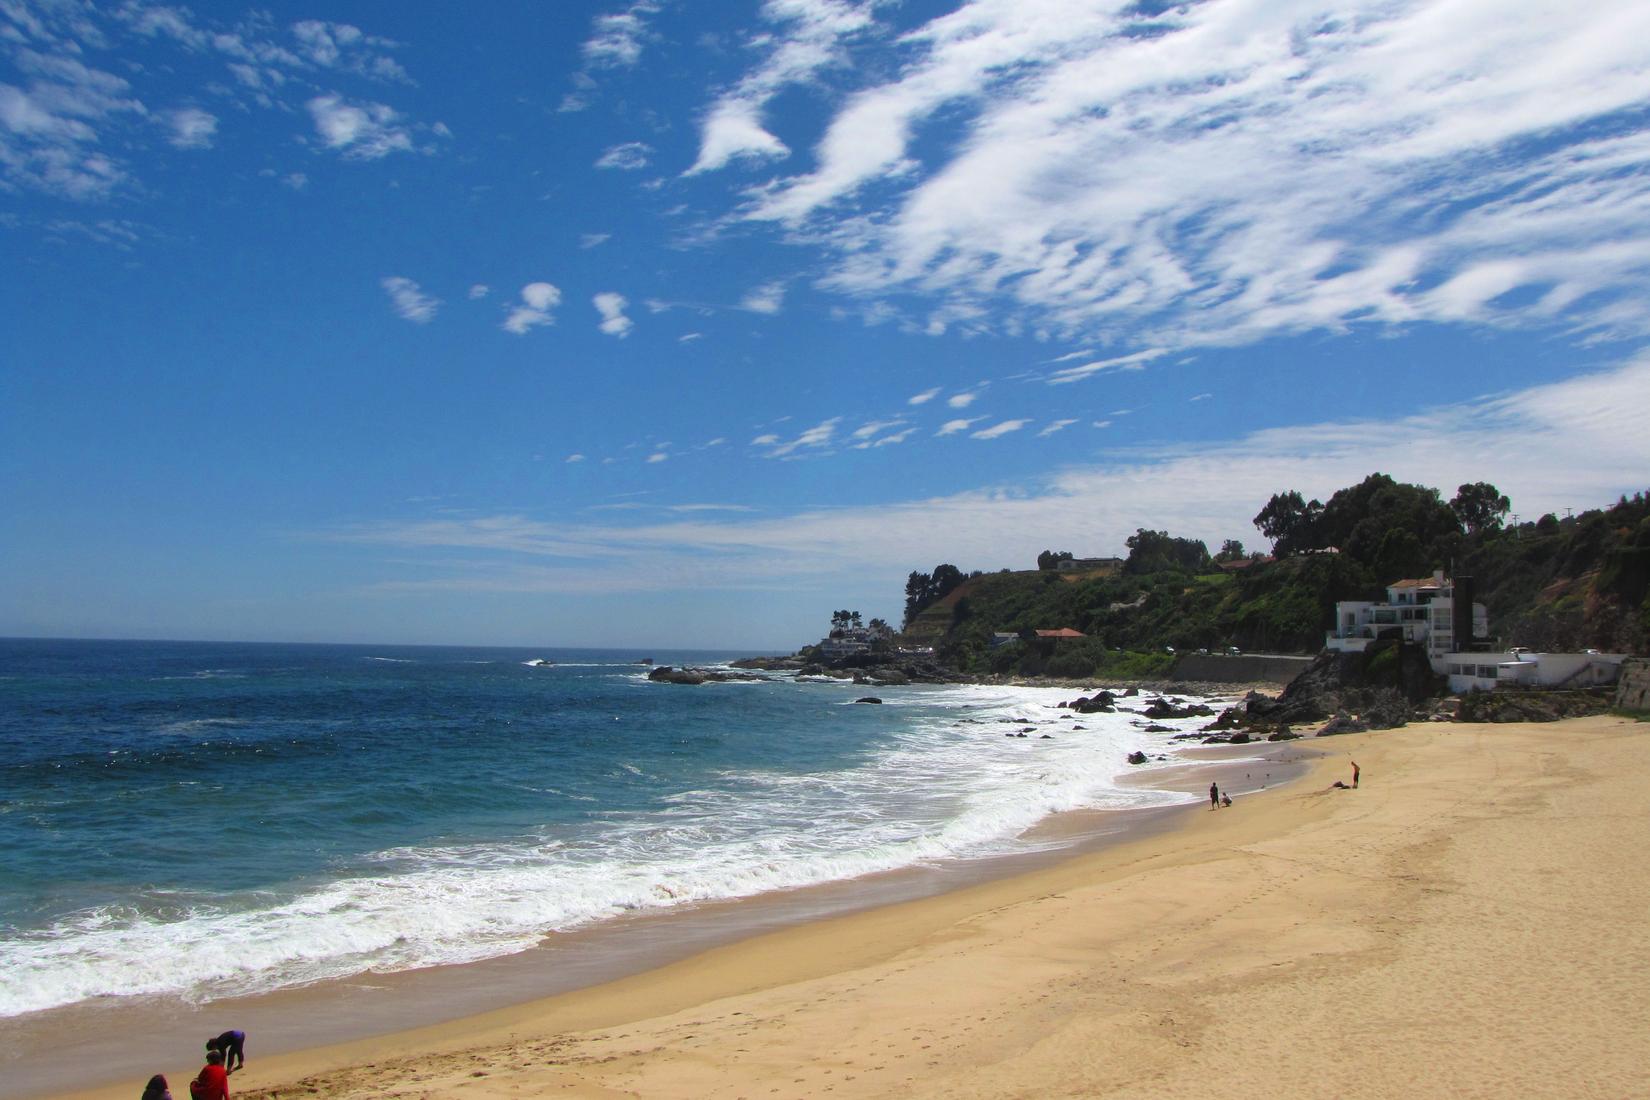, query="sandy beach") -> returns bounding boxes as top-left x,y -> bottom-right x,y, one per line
46,714 -> 1649,1100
